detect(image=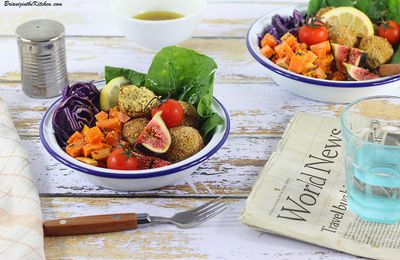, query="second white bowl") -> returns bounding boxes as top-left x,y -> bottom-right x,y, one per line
111,0 -> 207,50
